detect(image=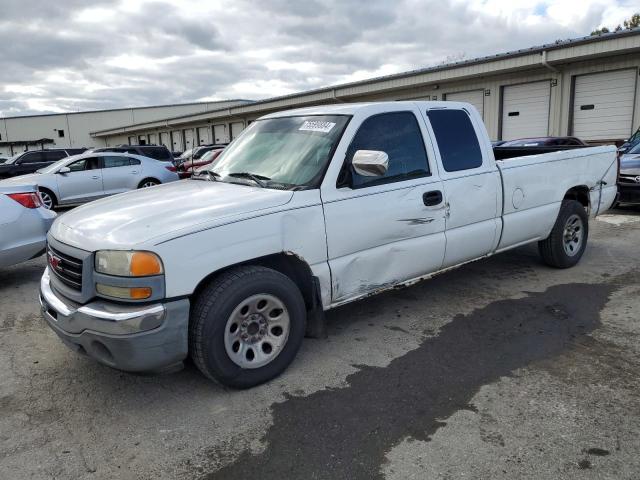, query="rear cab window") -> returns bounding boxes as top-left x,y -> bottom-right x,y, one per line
427,109 -> 483,172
